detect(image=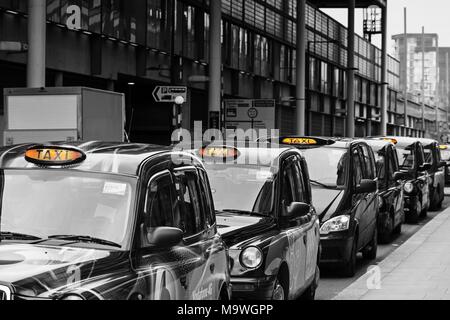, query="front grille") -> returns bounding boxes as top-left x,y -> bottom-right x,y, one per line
0,285 -> 12,300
